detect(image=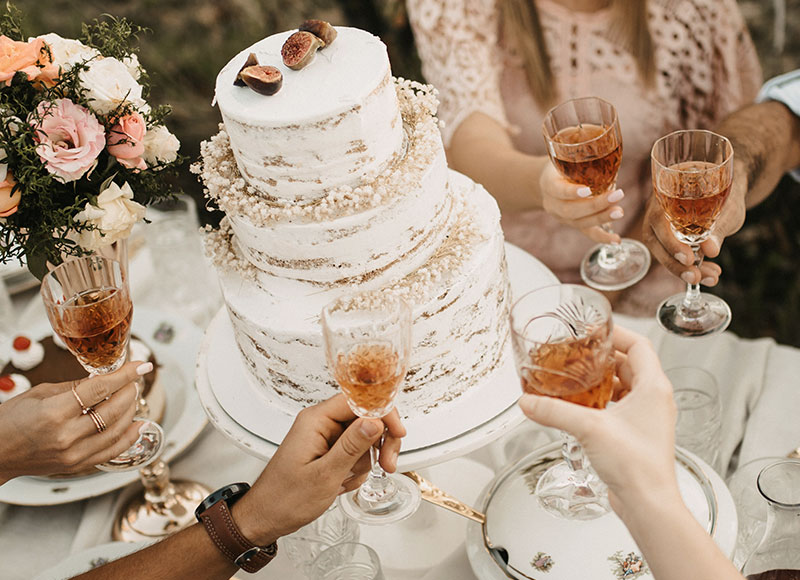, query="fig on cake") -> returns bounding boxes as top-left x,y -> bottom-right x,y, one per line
281,30 -> 323,70
234,52 -> 260,86
299,20 -> 337,46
